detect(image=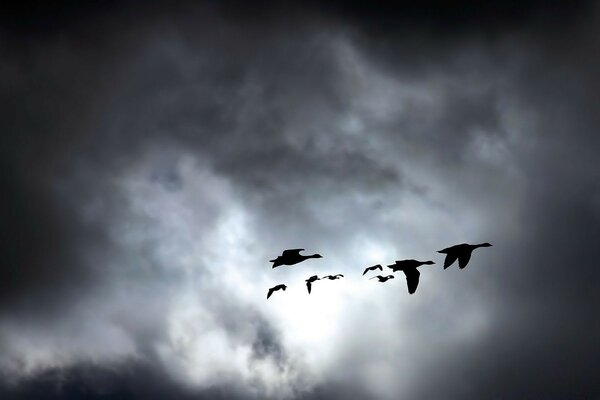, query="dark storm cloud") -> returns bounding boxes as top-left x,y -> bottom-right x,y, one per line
1,1 -> 599,399
0,359 -> 253,400
339,3 -> 600,398
0,360 -> 371,400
